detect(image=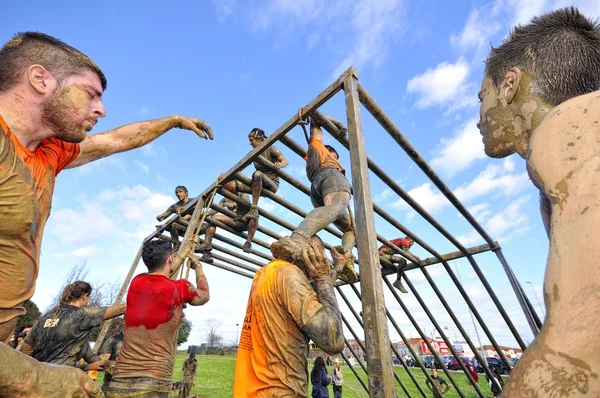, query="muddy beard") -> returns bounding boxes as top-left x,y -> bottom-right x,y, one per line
41,86 -> 88,143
